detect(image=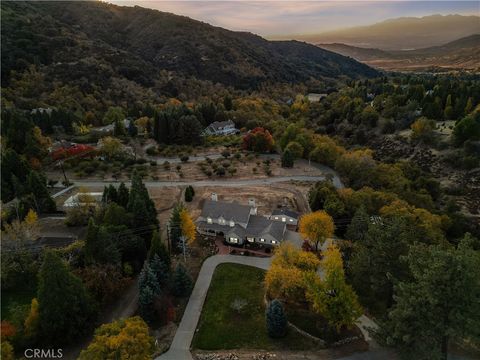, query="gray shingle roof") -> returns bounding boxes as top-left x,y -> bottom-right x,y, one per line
208,120 -> 235,131
245,215 -> 286,242
272,209 -> 299,219
200,199 -> 251,224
